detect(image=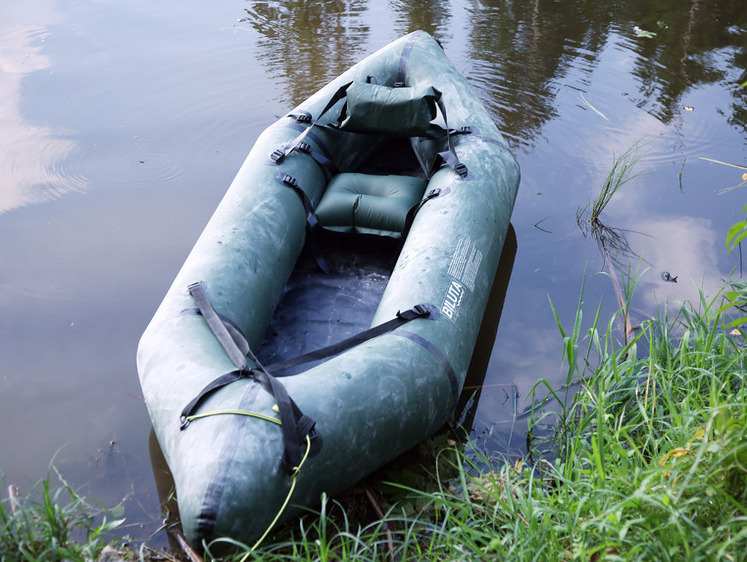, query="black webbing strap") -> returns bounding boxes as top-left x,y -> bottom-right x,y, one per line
392,329 -> 460,408
272,120 -> 340,180
275,173 -> 329,274
270,82 -> 352,165
435,99 -> 470,180
402,187 -> 451,239
188,281 -> 248,366
281,120 -> 337,164
265,303 -> 438,375
451,129 -> 508,149
181,281 -> 320,475
296,141 -> 339,180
